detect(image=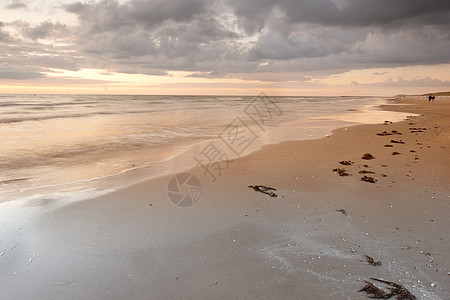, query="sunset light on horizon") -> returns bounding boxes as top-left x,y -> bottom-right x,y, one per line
1,0 -> 450,96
